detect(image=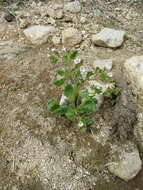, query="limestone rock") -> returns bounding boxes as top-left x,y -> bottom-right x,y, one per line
124,56 -> 143,101
62,27 -> 82,47
87,80 -> 114,110
108,142 -> 142,181
93,59 -> 113,71
24,25 -> 56,45
92,28 -> 126,48
64,1 -> 81,13
0,41 -> 27,60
